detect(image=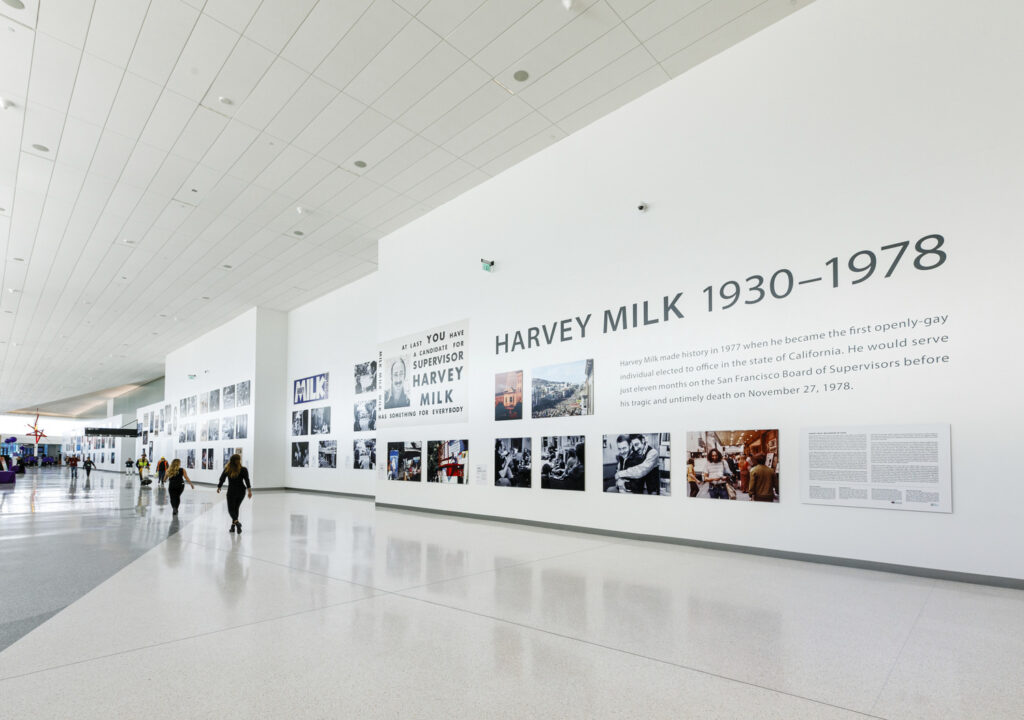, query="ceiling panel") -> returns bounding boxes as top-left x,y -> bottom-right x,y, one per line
0,0 -> 816,410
